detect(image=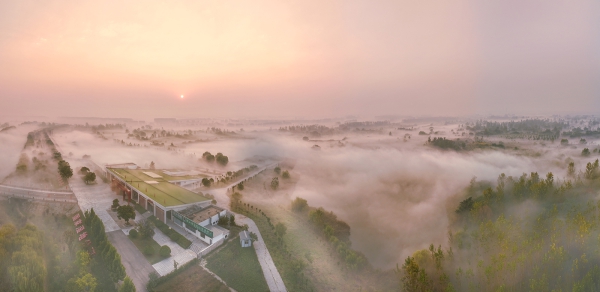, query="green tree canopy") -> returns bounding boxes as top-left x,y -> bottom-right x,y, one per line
58,160 -> 73,180
84,172 -> 96,184
117,205 -> 136,224
119,277 -> 136,292
270,177 -> 279,190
